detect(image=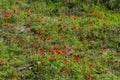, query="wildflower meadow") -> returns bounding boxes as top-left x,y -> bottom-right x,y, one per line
0,0 -> 120,80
